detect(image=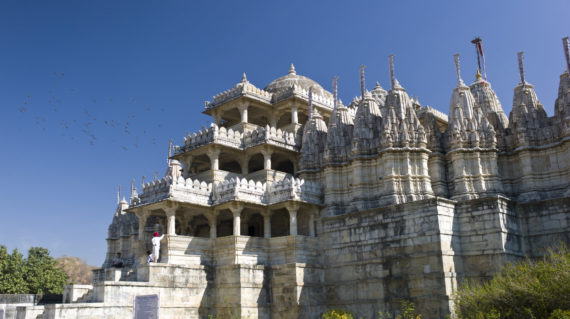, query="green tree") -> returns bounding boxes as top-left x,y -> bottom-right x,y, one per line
22,247 -> 68,294
454,245 -> 570,319
0,246 -> 27,294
